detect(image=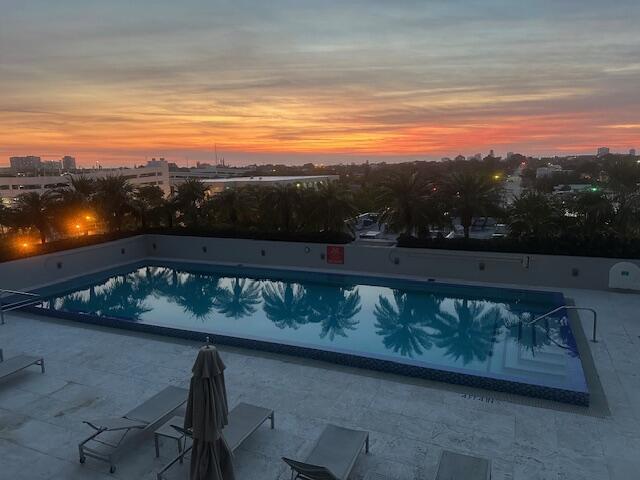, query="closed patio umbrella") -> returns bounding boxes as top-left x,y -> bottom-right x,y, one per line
185,345 -> 235,480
